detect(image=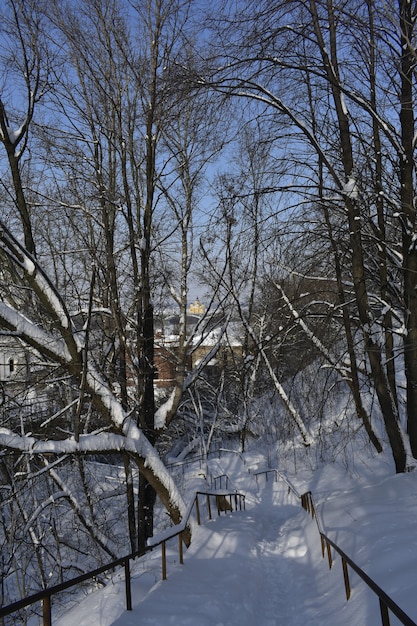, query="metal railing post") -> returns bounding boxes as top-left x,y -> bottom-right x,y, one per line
42,595 -> 51,626
380,599 -> 391,626
179,533 -> 184,565
124,559 -> 132,611
161,541 -> 167,581
195,495 -> 201,525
